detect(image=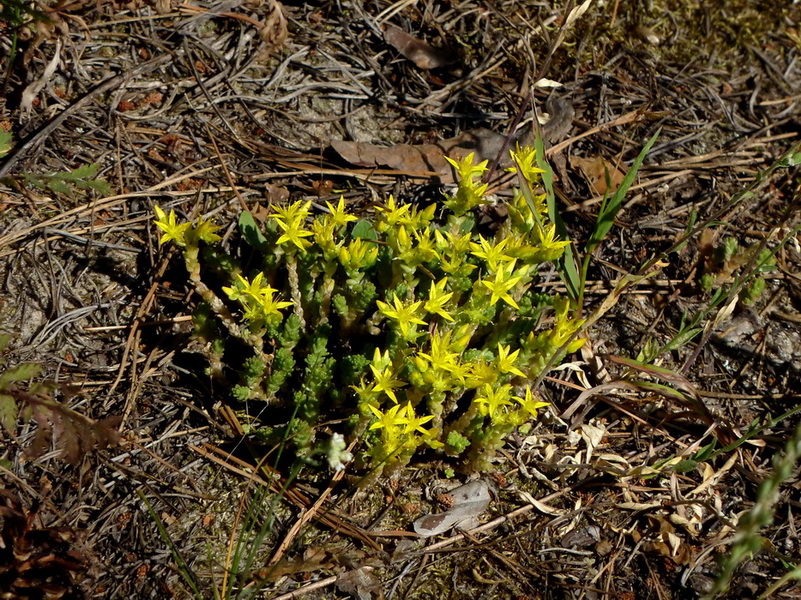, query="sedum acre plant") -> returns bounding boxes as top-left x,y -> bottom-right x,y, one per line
155,147 -> 585,477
